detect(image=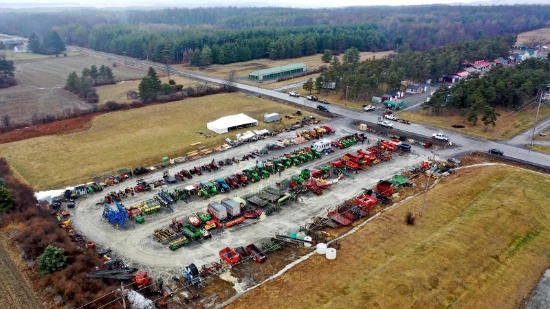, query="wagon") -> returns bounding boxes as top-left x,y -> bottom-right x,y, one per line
219,247 -> 240,266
